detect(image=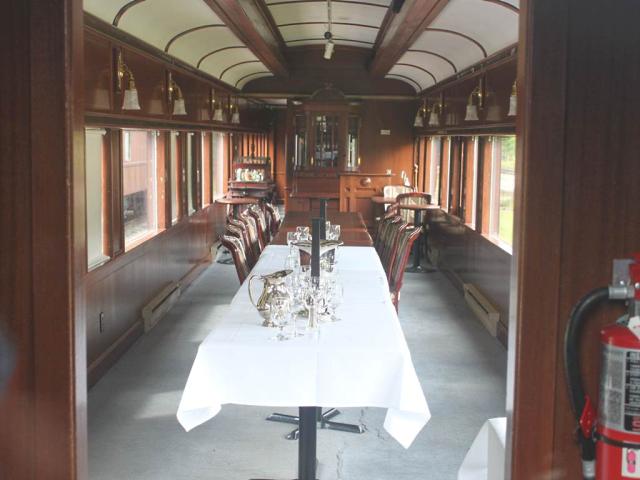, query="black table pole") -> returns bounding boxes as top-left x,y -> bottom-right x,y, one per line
298,407 -> 317,480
